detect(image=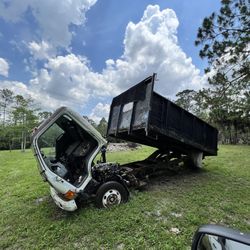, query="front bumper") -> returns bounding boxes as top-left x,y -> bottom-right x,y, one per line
50,187 -> 78,212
